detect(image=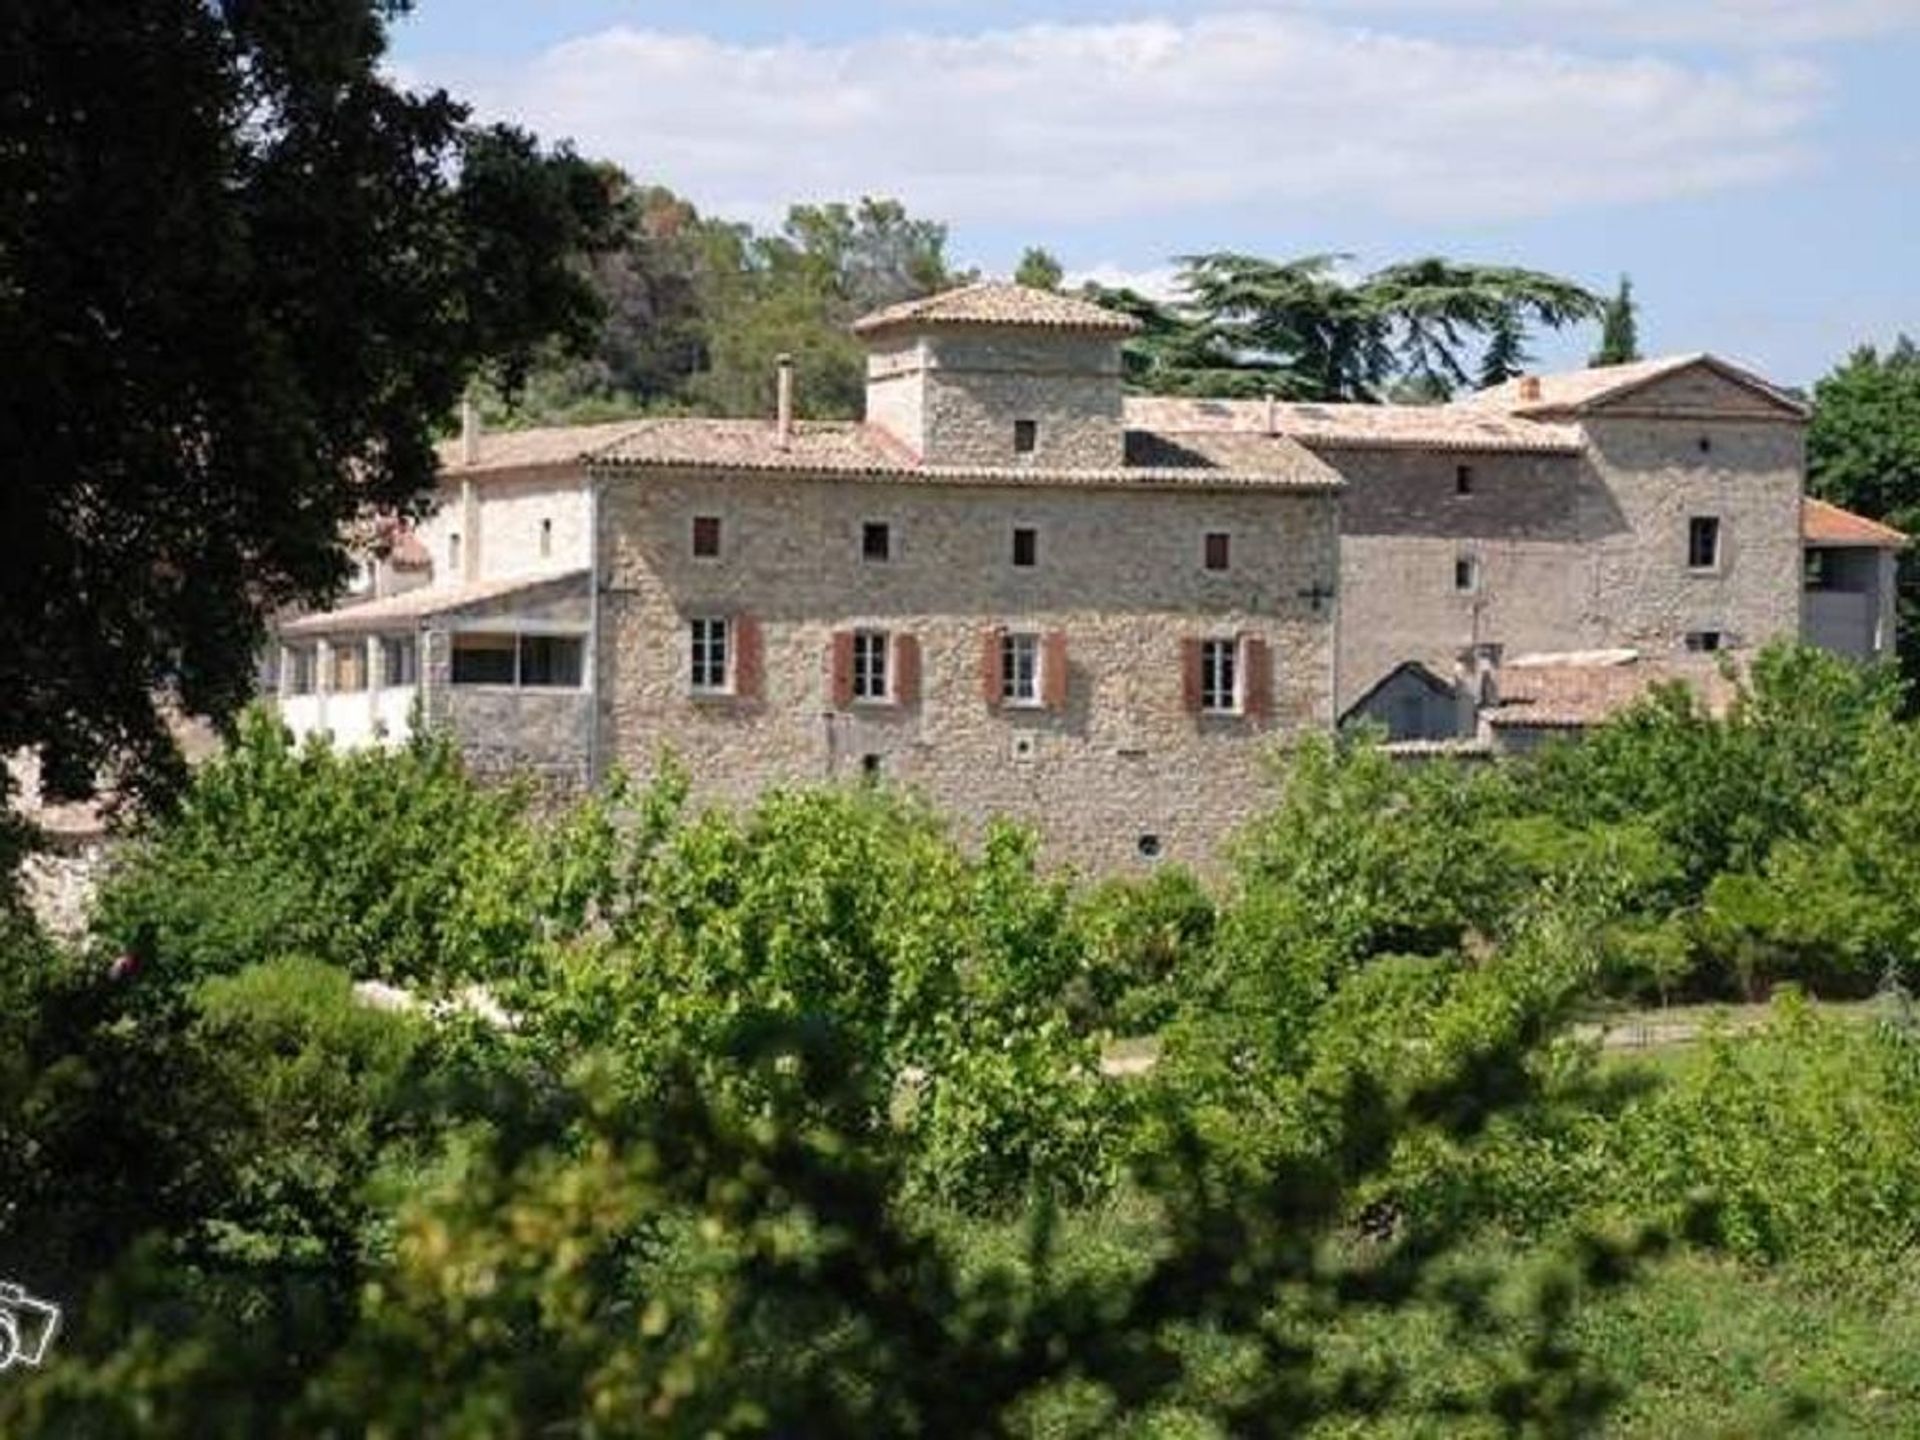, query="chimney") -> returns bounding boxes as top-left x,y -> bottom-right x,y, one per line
1455,642 -> 1503,738
775,354 -> 794,451
1264,390 -> 1278,437
460,399 -> 481,466
1517,375 -> 1542,403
